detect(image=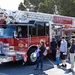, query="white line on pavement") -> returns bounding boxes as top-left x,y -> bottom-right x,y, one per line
46,58 -> 57,68
0,73 -> 9,75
